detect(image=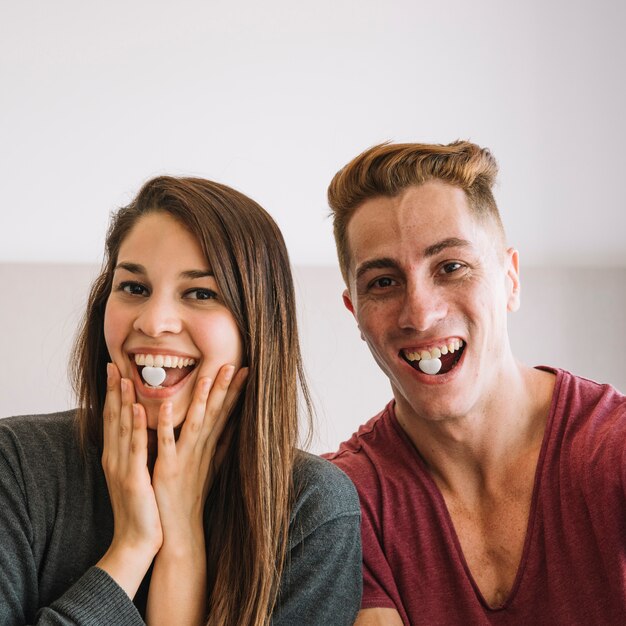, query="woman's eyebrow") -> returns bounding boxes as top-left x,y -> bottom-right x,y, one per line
113,264 -> 213,279
114,262 -> 145,274
180,269 -> 214,279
